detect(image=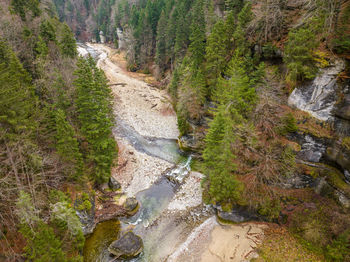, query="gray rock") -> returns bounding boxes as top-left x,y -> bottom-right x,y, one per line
216,206 -> 259,223
279,173 -> 315,189
108,231 -> 143,259
288,59 -> 345,121
335,191 -> 350,209
298,135 -> 326,163
326,141 -> 350,171
335,94 -> 350,120
109,177 -> 121,191
123,197 -> 139,215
